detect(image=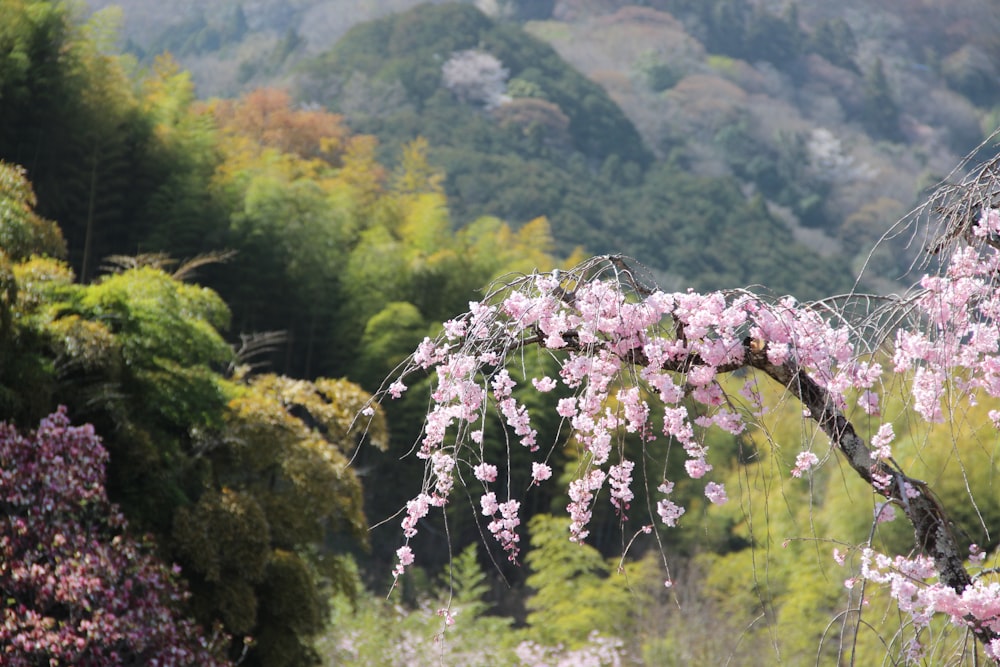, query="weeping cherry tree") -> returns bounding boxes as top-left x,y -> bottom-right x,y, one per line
365,146 -> 1000,662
